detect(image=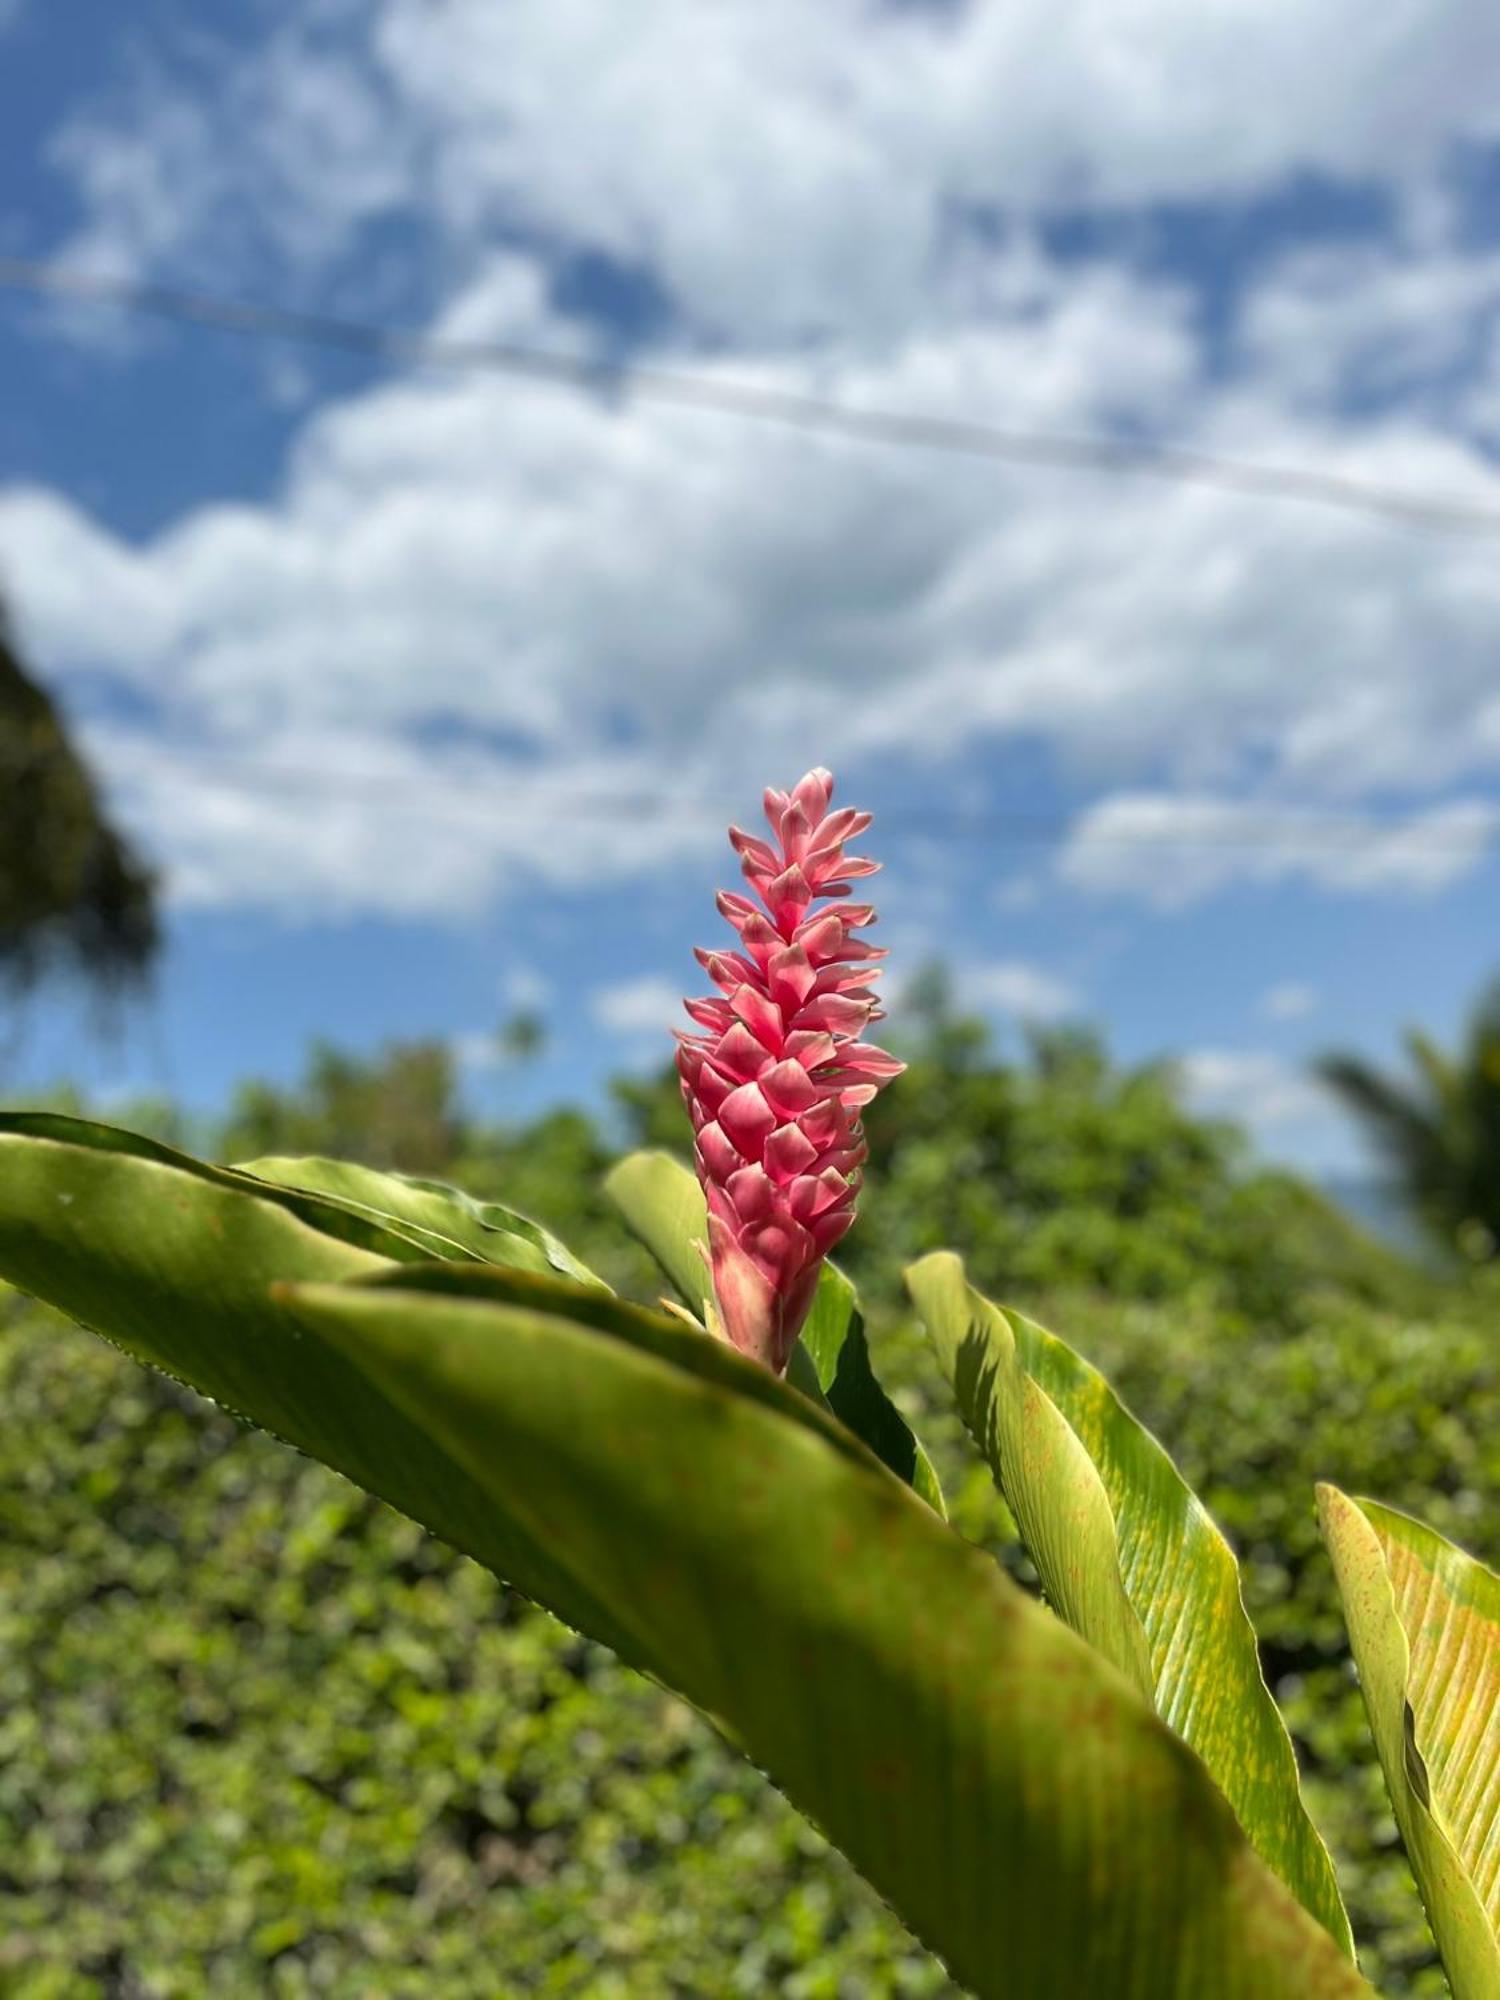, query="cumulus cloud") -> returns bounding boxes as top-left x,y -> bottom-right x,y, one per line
6,303 -> 1500,915
1240,240 -> 1500,416
10,0 -> 1500,927
50,25 -> 417,286
957,960 -> 1079,1021
500,964 -> 552,1012
1260,981 -> 1320,1022
590,975 -> 684,1041
1177,1048 -> 1335,1139
450,1030 -> 507,1074
1059,794 -> 1500,908
46,0 -> 1500,333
